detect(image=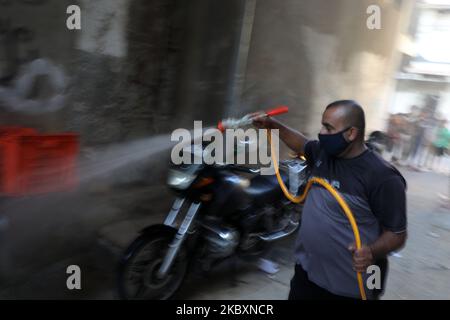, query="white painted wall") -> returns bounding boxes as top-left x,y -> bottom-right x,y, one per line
76,0 -> 129,58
